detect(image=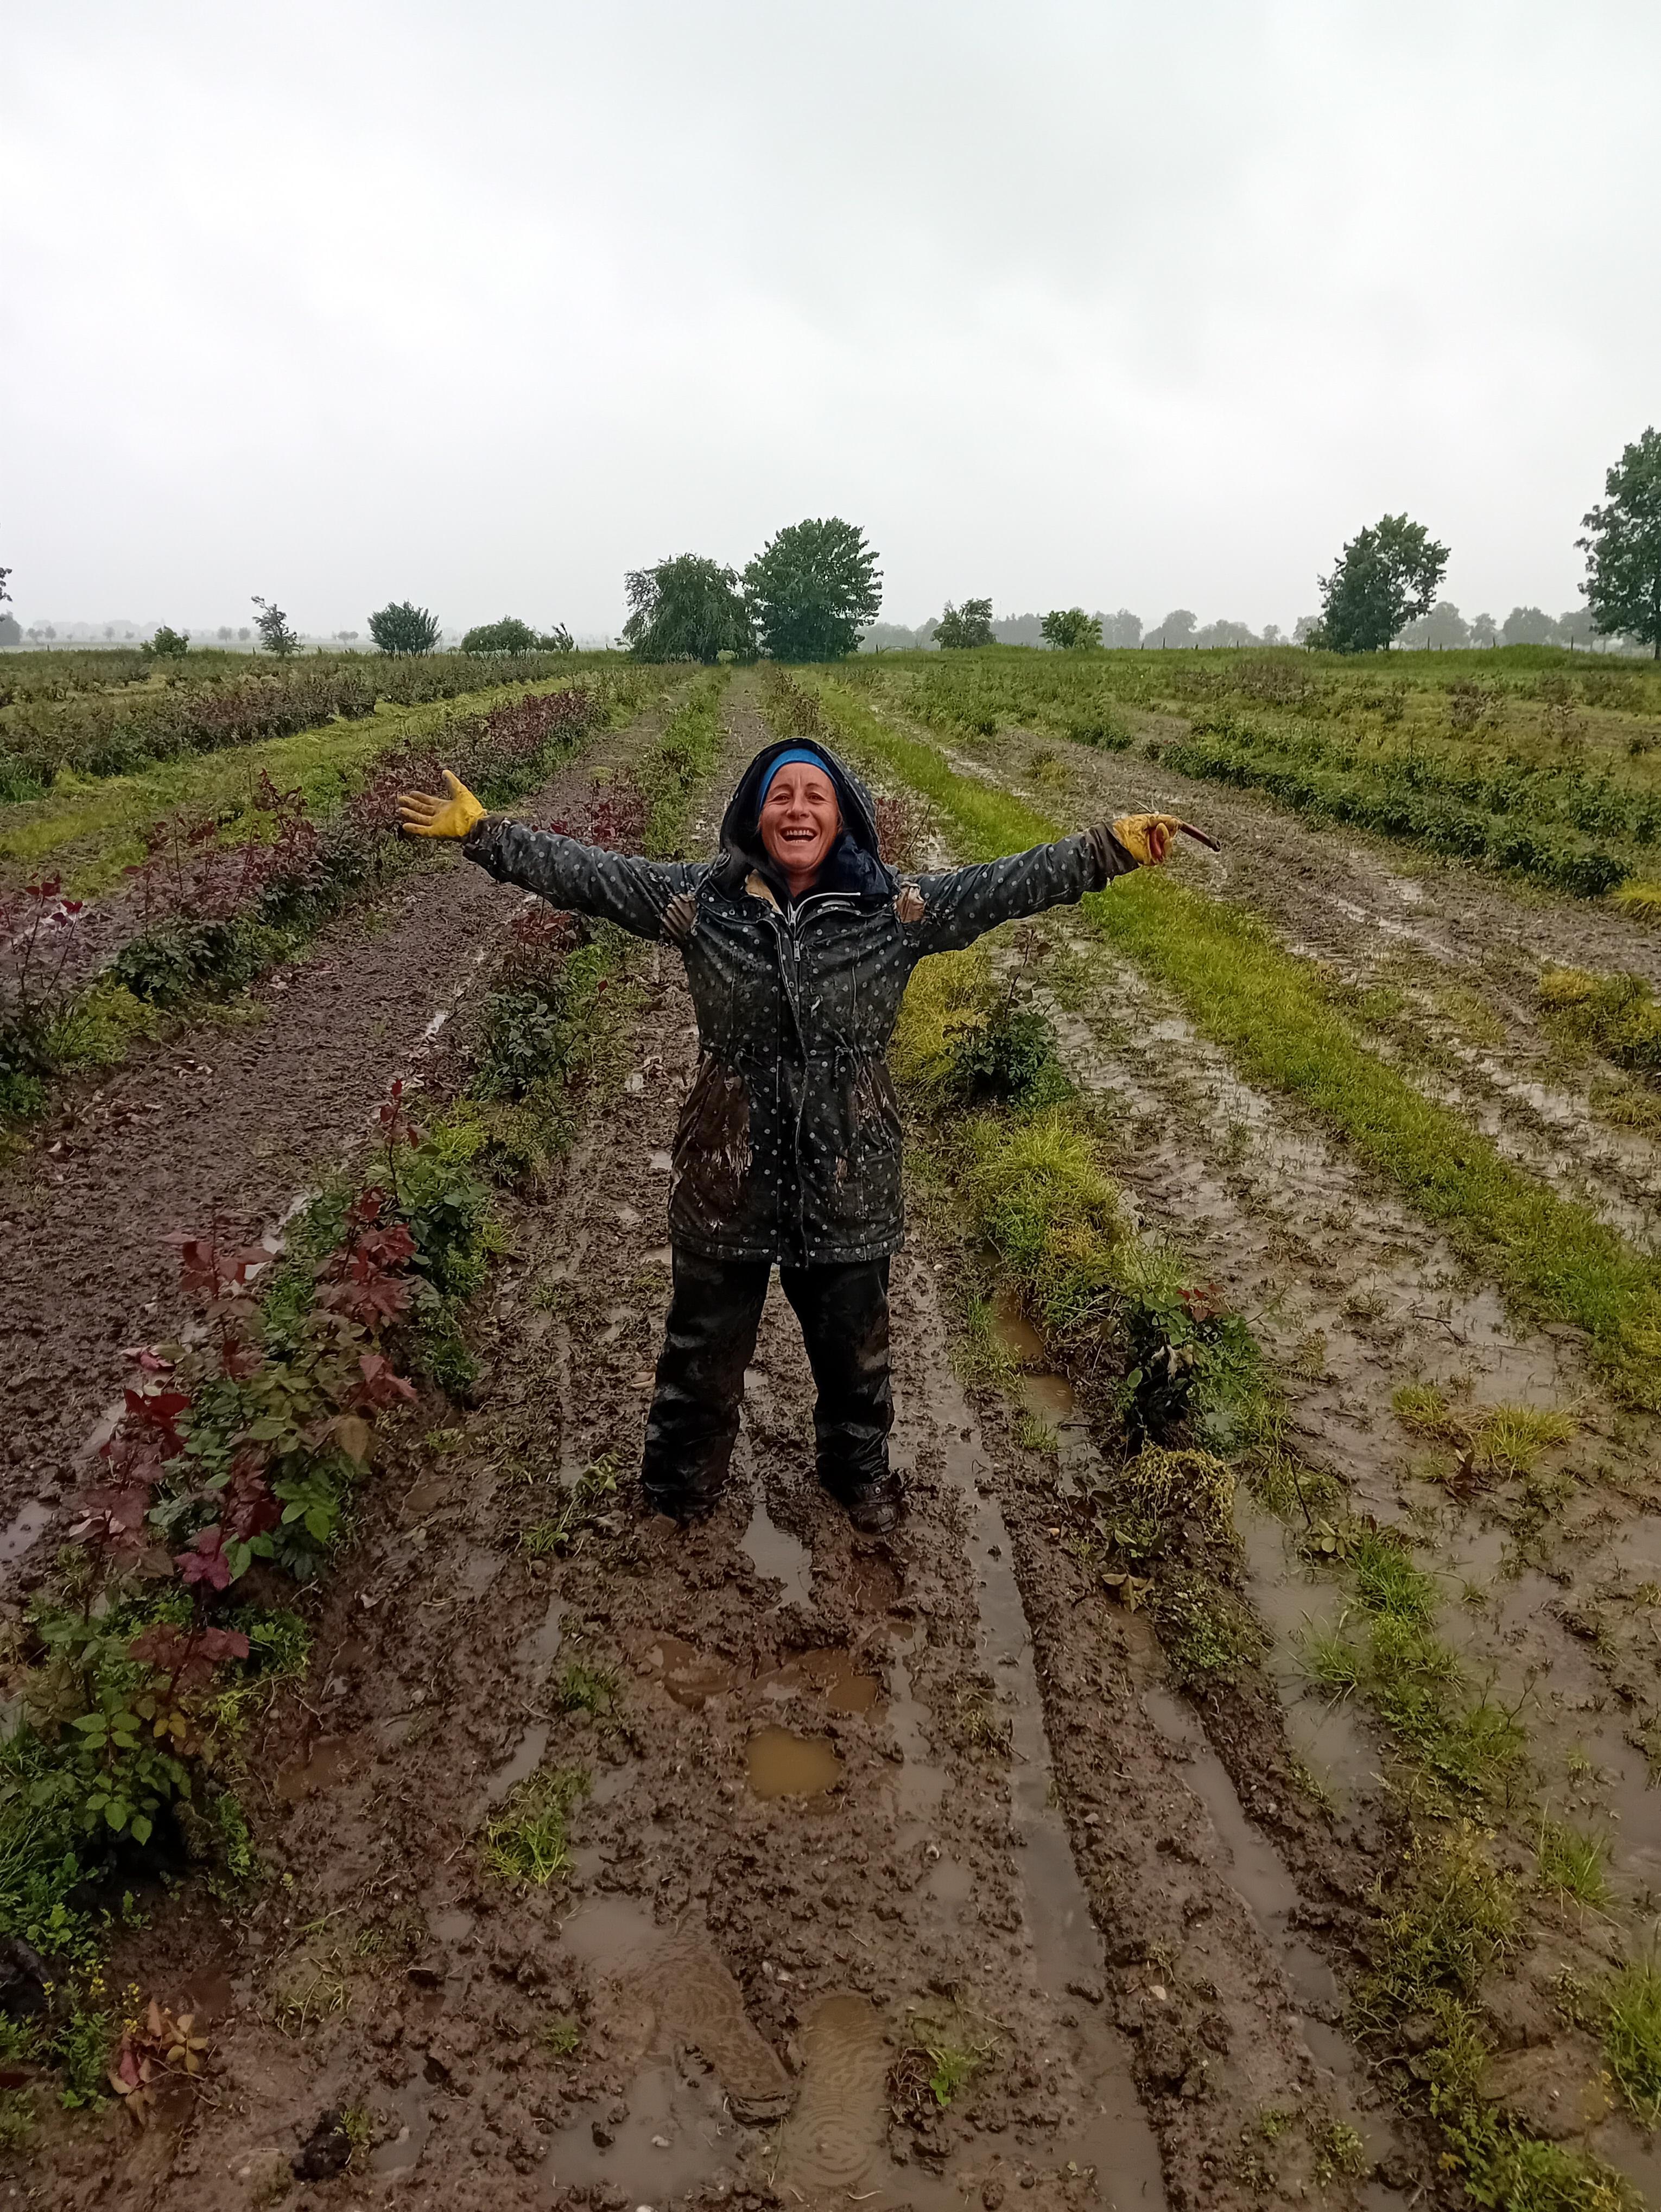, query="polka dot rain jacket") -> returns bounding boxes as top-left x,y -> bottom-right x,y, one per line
462,737 -> 1138,1267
